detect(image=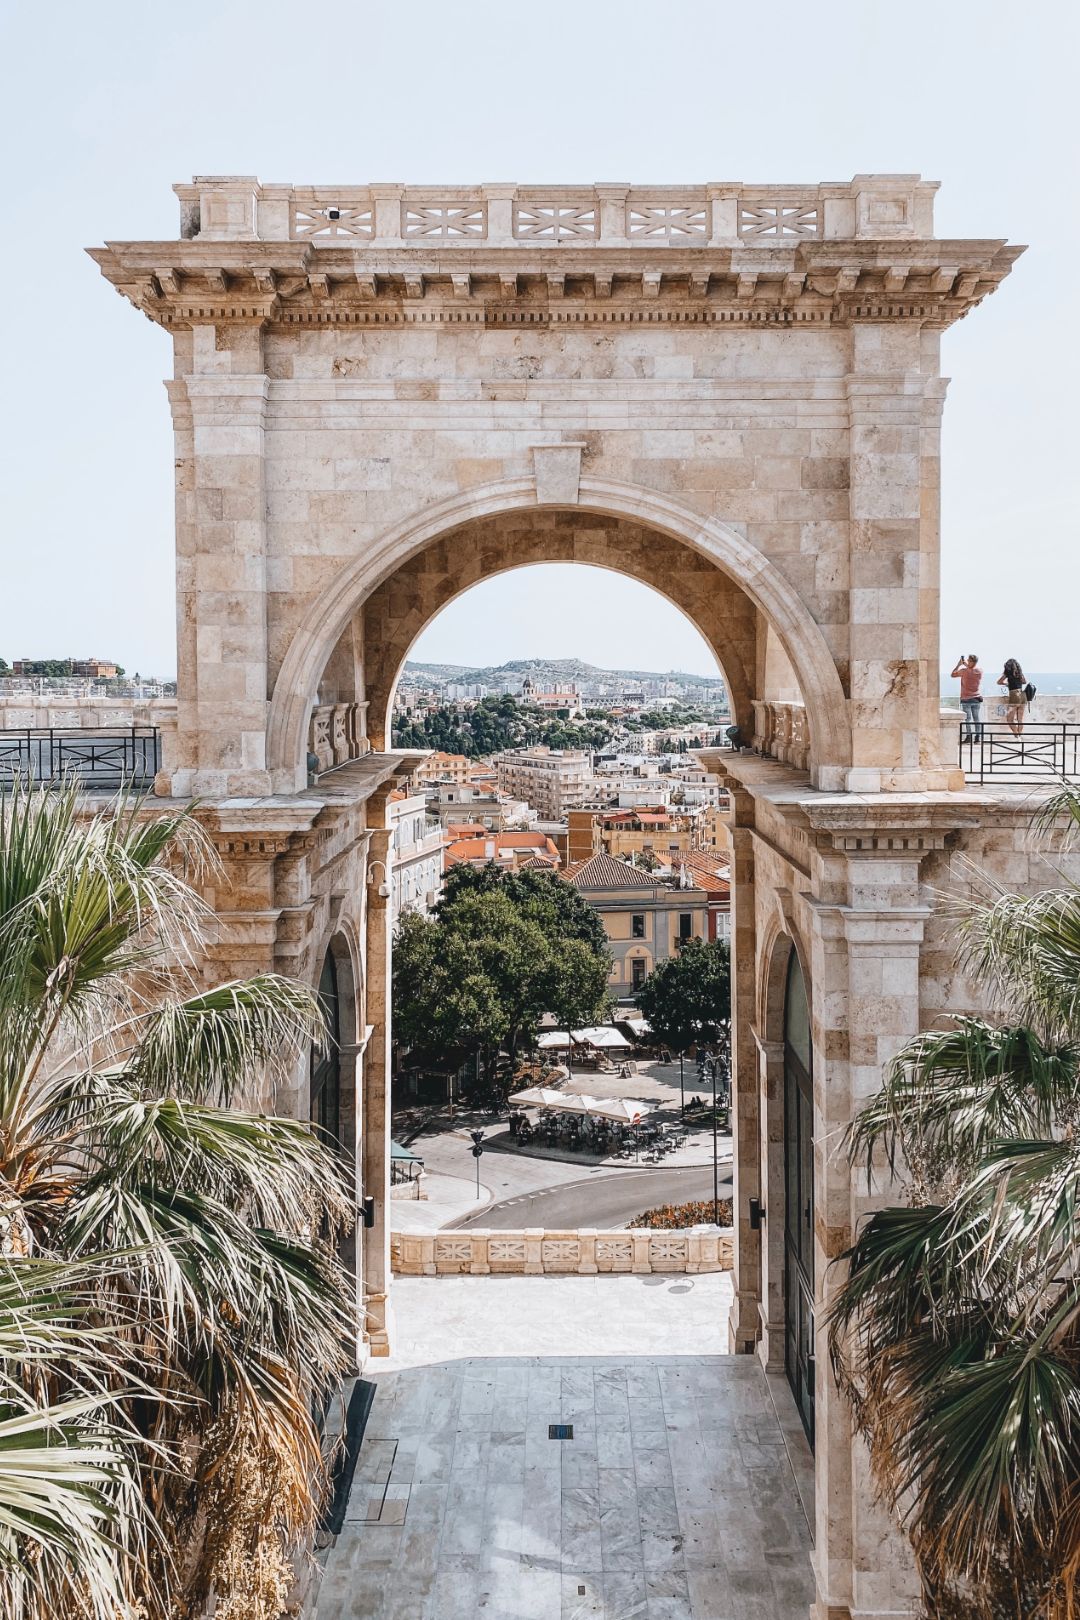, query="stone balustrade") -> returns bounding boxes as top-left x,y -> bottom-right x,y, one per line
175,175 -> 938,247
309,702 -> 370,775
752,700 -> 811,771
391,1227 -> 733,1277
